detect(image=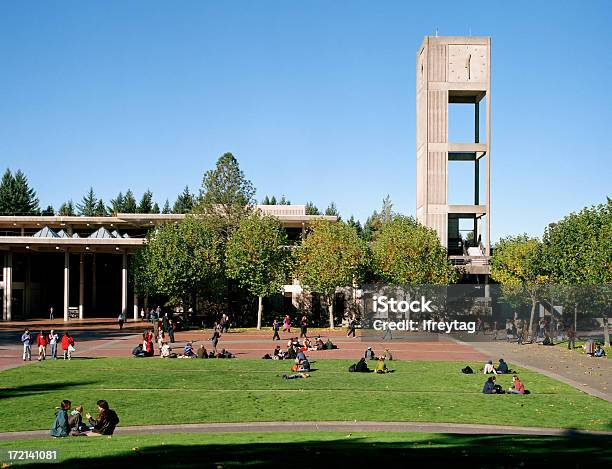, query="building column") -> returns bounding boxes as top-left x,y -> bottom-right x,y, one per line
92,254 -> 97,312
24,254 -> 31,319
63,251 -> 70,321
133,292 -> 139,321
3,252 -> 12,321
121,251 -> 127,317
79,254 -> 85,319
